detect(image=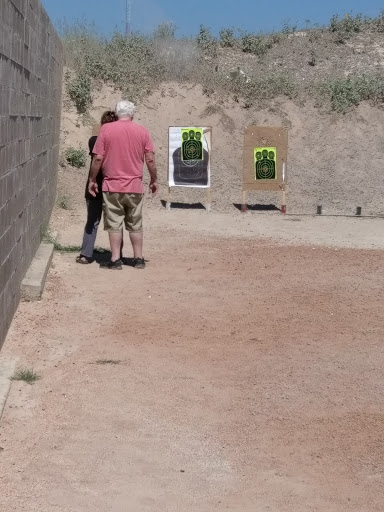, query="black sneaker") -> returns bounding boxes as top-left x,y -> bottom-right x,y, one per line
133,258 -> 146,269
100,259 -> 123,270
